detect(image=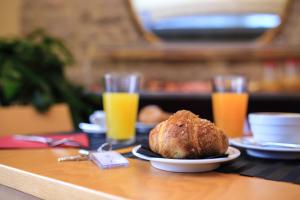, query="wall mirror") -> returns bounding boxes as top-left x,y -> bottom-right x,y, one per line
130,0 -> 290,44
